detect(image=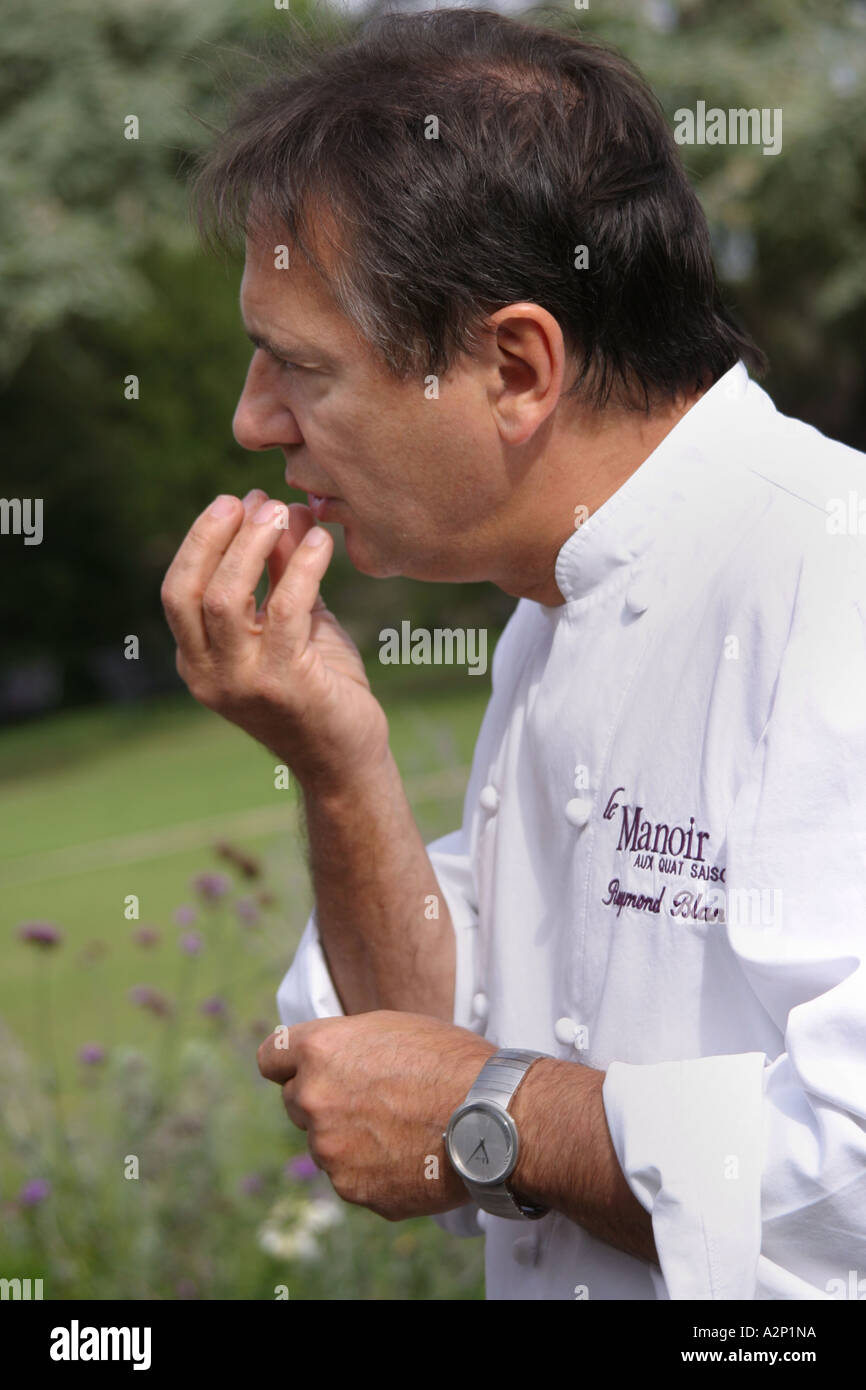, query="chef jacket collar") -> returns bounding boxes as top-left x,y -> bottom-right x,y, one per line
548,359 -> 753,608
